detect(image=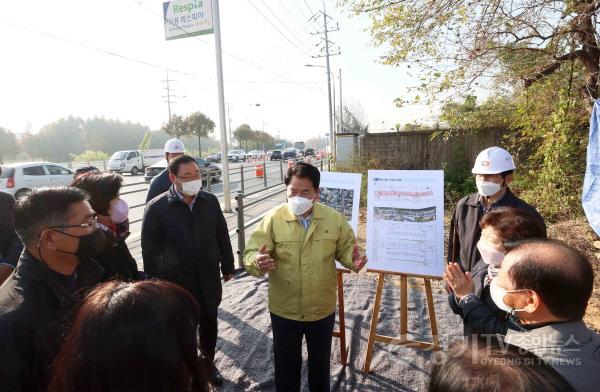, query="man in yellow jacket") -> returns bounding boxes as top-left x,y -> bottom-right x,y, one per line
244,162 -> 367,392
